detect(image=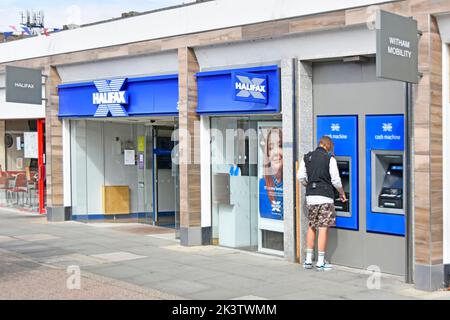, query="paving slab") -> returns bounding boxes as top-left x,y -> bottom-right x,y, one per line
150,279 -> 211,296
14,234 -> 61,242
189,287 -> 253,300
84,263 -> 149,280
40,253 -> 106,268
125,272 -> 175,286
198,273 -> 267,291
0,235 -> 15,243
90,251 -> 147,263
